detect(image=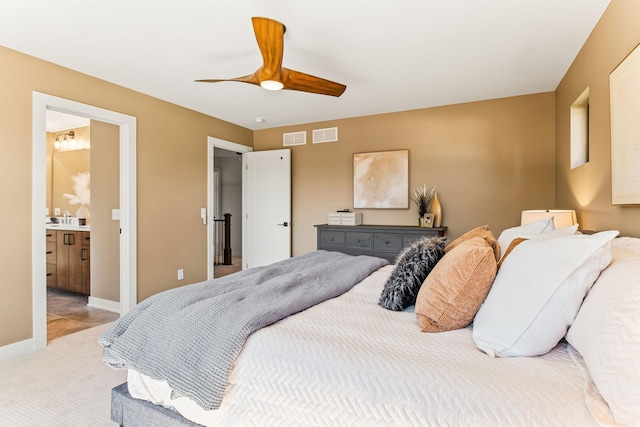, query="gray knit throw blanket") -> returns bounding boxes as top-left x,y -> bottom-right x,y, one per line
99,250 -> 388,410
